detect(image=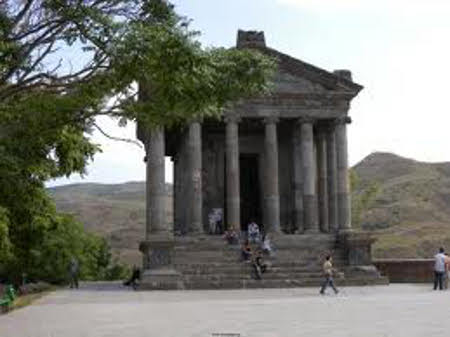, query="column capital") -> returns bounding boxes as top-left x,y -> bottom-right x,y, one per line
263,116 -> 279,124
224,114 -> 241,124
334,116 -> 352,125
315,121 -> 330,135
297,116 -> 315,125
